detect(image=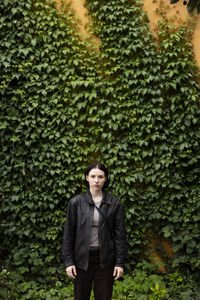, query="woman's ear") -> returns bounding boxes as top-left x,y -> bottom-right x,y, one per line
86,175 -> 89,182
